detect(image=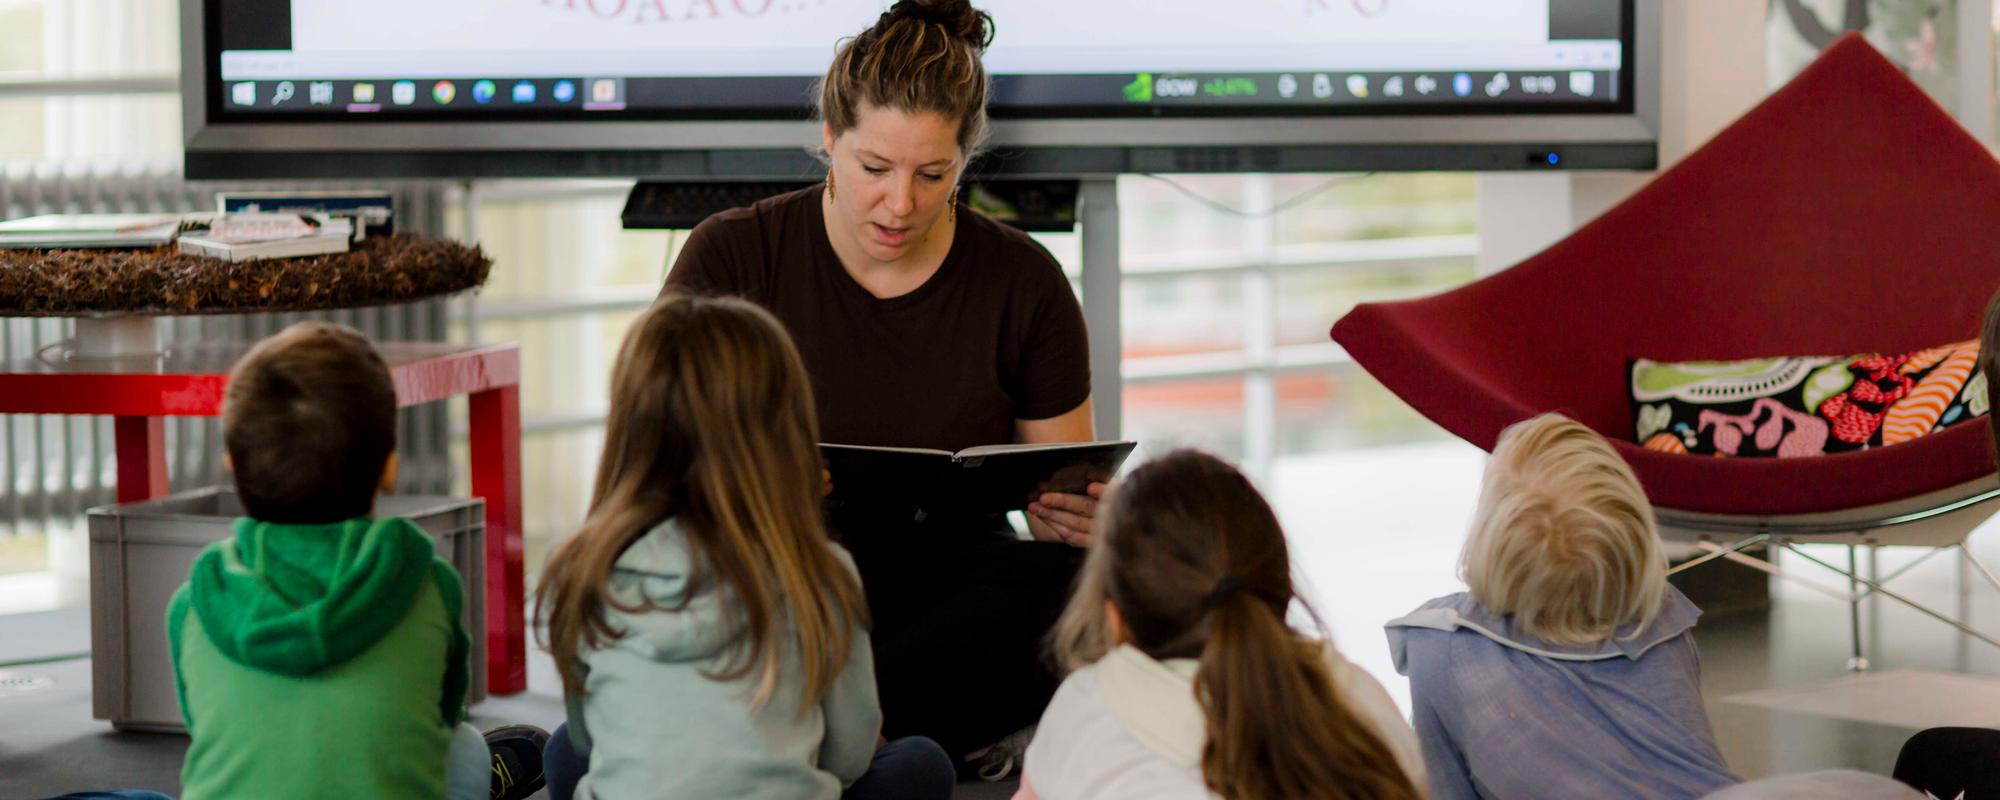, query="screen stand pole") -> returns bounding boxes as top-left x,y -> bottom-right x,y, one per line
1079,178 -> 1121,440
